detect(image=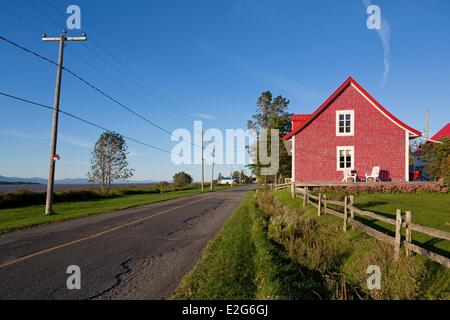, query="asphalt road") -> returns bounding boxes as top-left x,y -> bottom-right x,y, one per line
0,186 -> 252,300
